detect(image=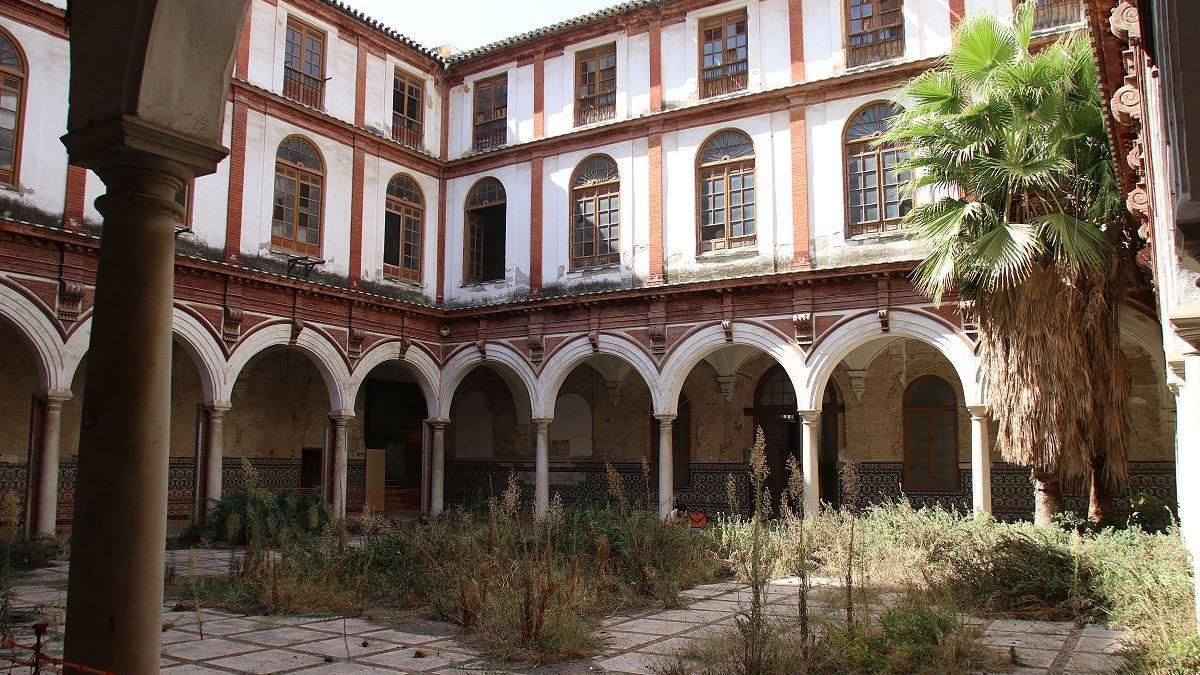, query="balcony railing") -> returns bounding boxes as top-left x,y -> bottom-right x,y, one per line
575,97 -> 616,127
847,34 -> 905,68
391,121 -> 424,151
700,63 -> 748,99
1032,0 -> 1084,32
283,69 -> 322,108
473,119 -> 507,152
